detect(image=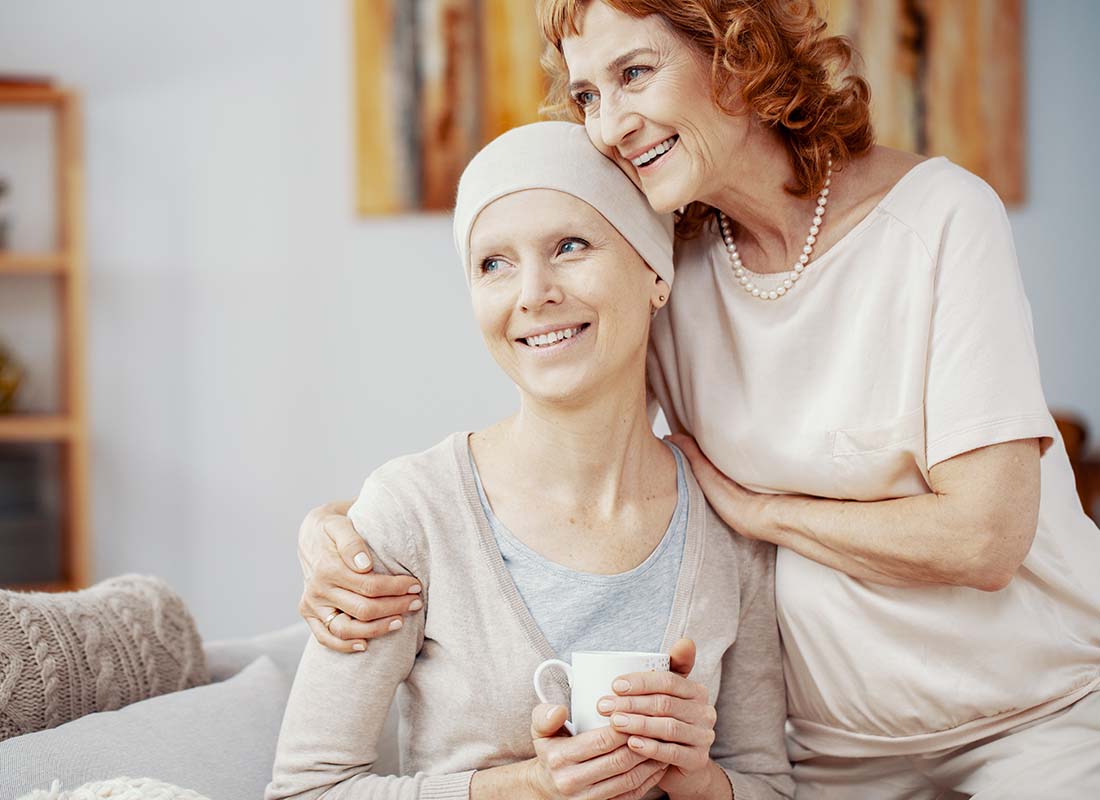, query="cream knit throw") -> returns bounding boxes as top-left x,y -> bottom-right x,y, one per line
0,574 -> 207,742
17,776 -> 212,800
